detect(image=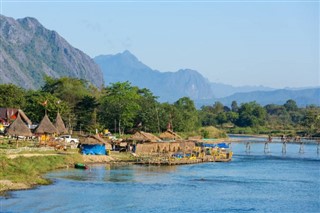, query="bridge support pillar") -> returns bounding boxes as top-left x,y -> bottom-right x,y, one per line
264,142 -> 270,153
282,142 -> 287,154
246,142 -> 251,153
299,142 -> 304,154
317,142 -> 319,154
